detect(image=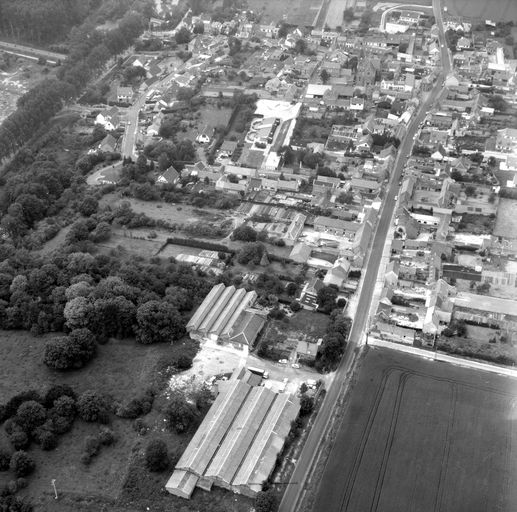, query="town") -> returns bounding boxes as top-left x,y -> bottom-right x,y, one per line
0,0 -> 516,511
